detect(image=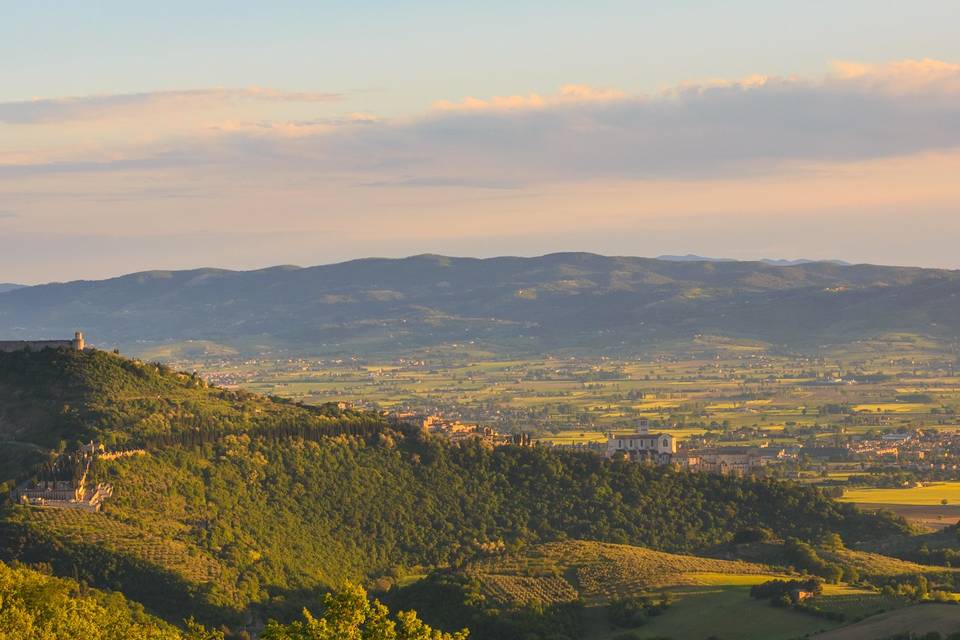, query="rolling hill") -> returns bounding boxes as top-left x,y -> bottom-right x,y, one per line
1,253 -> 959,356
389,540 -> 924,640
0,349 -> 910,633
469,539 -> 782,606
